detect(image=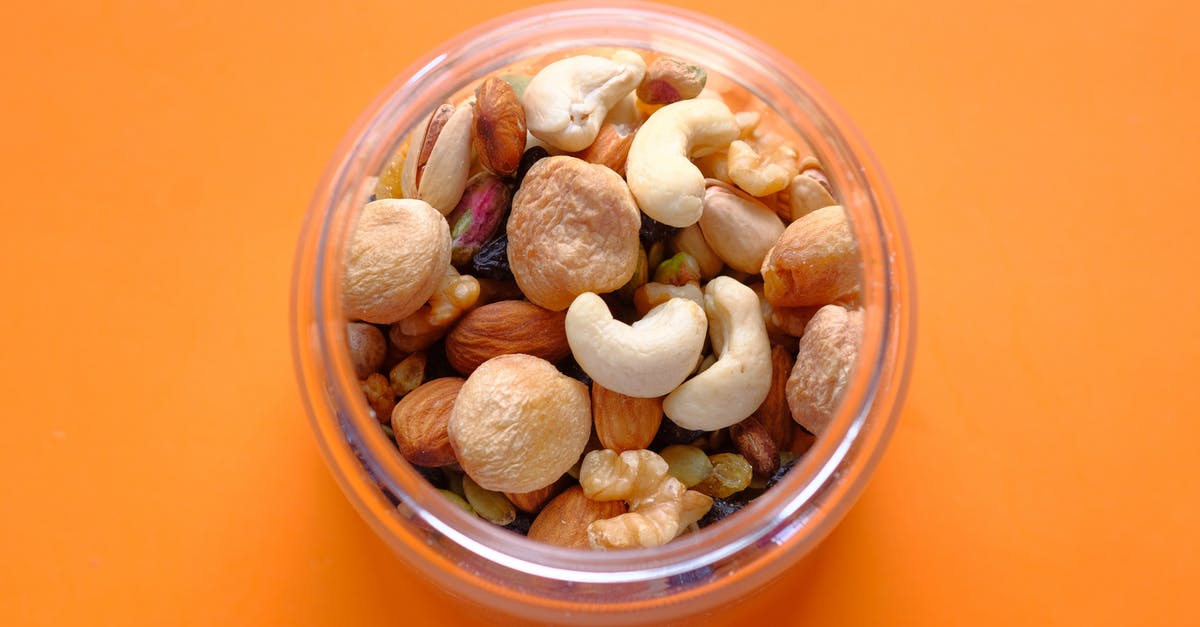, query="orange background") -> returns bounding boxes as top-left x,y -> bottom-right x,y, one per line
2,0 -> 1197,625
